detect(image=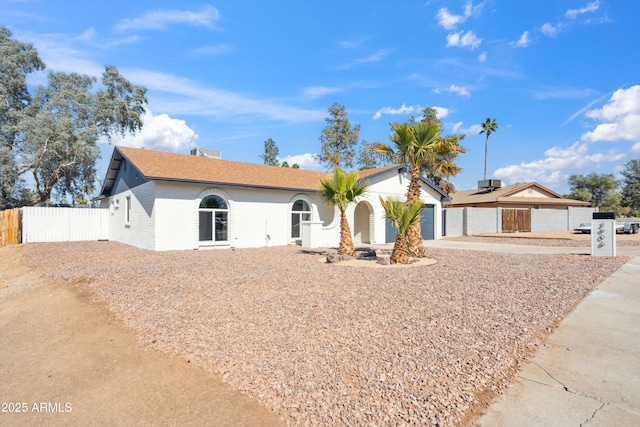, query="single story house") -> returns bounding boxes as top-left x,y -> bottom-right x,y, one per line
98,146 -> 449,251
444,181 -> 593,235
